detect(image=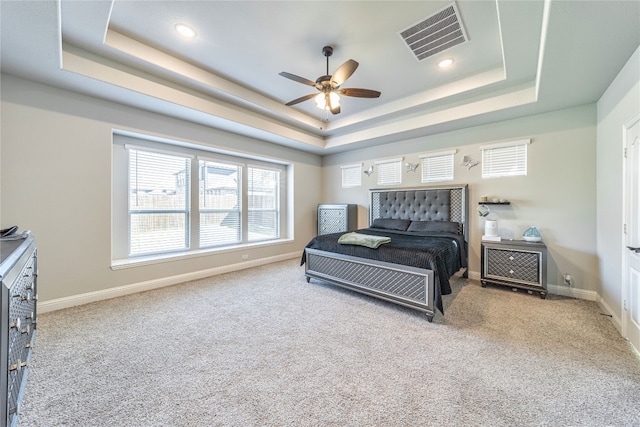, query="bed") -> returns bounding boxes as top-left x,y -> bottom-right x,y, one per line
301,186 -> 468,321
